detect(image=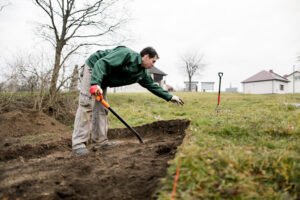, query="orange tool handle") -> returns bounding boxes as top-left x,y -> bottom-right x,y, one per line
92,89 -> 144,144
93,89 -> 110,108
